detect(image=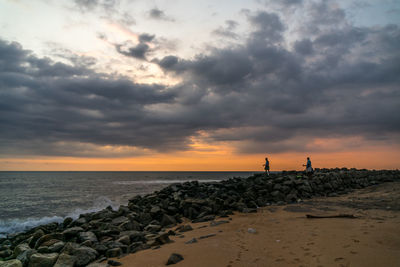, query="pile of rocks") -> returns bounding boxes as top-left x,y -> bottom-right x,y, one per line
0,168 -> 398,266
